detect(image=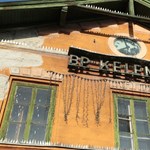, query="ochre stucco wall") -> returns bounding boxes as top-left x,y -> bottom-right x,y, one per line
42,21 -> 150,60
0,19 -> 150,149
